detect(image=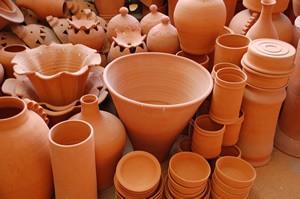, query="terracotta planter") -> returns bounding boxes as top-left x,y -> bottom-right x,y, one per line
146,16 -> 180,54
209,68 -> 247,124
214,33 -> 251,67
191,114 -> 225,159
0,97 -> 53,199
103,52 -> 213,162
237,84 -> 286,167
174,0 -> 226,55
69,94 -> 127,190
15,0 -> 67,19
94,0 -> 125,21
0,44 -> 29,78
12,43 -> 101,106
49,120 -> 98,199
